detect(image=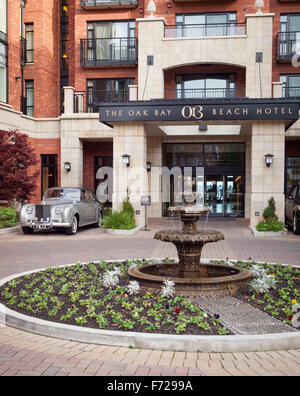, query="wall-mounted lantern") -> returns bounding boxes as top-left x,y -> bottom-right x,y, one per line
264,153 -> 274,168
64,161 -> 71,172
122,154 -> 131,167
